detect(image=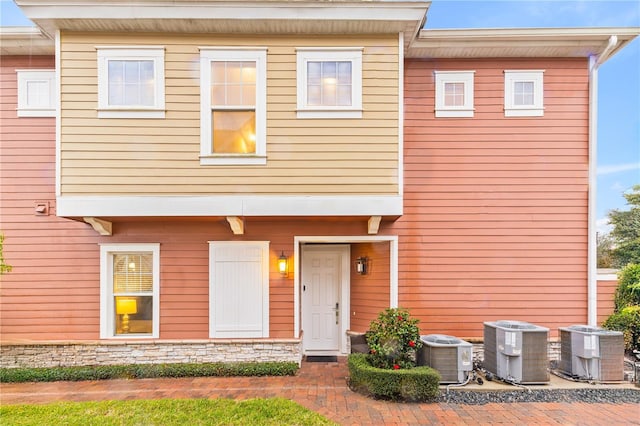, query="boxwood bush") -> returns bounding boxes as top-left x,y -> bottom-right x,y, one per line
0,361 -> 298,383
348,353 -> 440,402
